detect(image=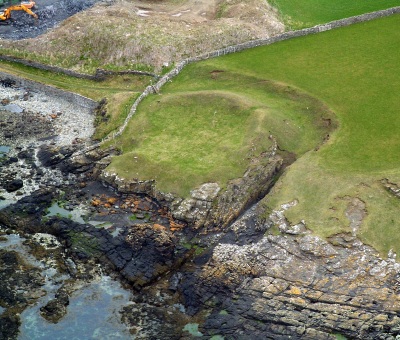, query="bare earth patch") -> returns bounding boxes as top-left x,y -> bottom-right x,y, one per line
0,0 -> 284,71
